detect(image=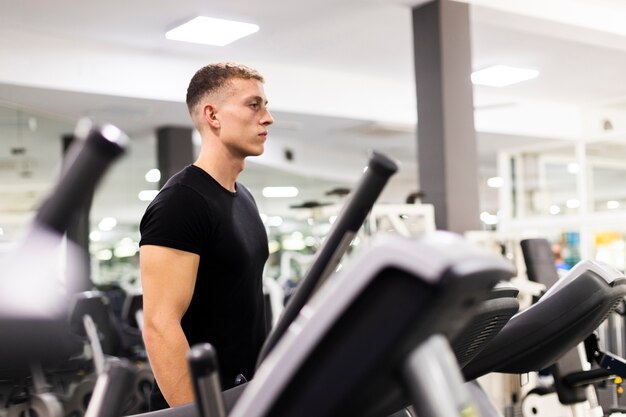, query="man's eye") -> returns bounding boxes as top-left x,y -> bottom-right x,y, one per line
250,103 -> 259,109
